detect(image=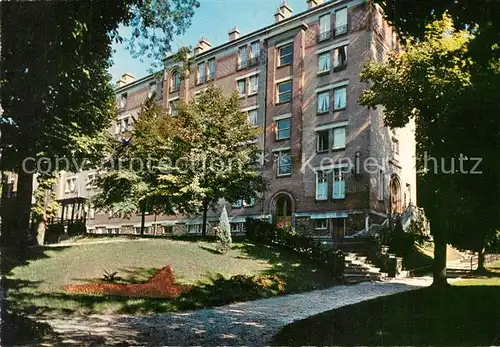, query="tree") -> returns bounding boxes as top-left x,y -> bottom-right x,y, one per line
215,205 -> 232,253
0,0 -> 199,248
359,14 -> 489,286
161,85 -> 268,236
